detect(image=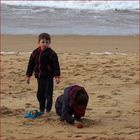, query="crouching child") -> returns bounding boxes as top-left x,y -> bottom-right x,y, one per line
55,85 -> 89,127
